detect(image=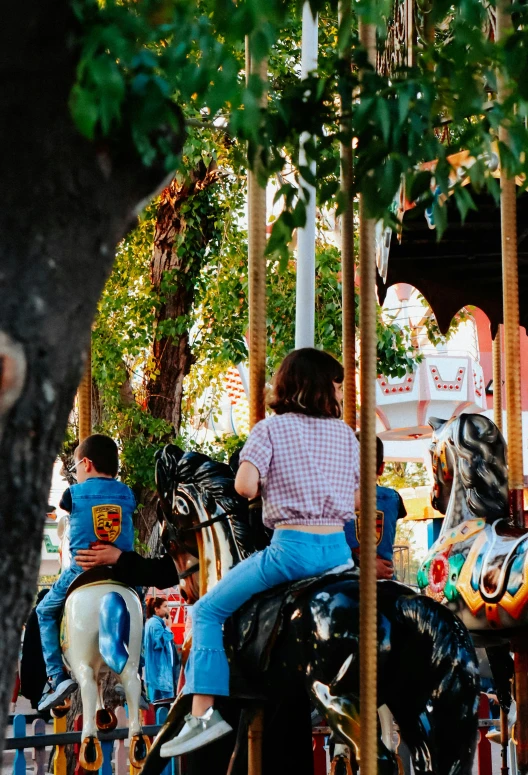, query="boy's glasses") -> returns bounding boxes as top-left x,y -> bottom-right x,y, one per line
68,457 -> 92,474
